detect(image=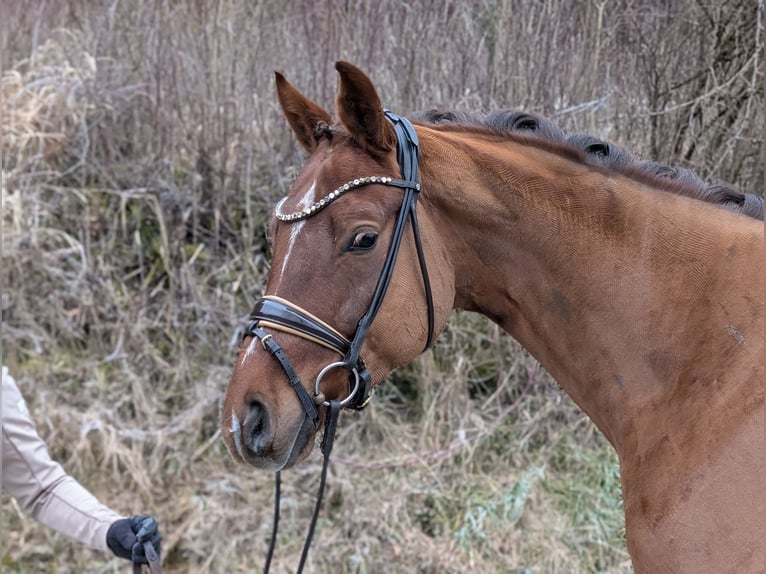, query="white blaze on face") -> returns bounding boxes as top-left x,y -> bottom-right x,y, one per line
279,180 -> 316,281
241,336 -> 259,365
239,180 -> 317,369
